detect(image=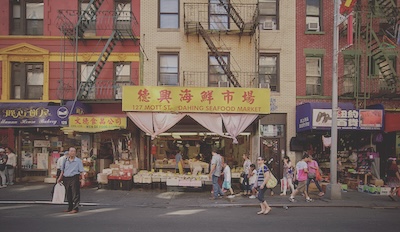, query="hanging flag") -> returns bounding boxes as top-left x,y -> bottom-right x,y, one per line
340,0 -> 356,15
347,14 -> 353,46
